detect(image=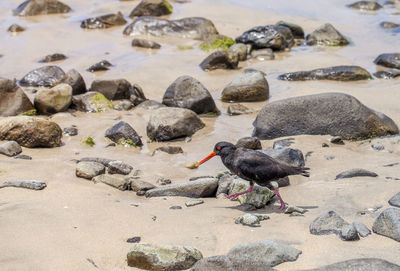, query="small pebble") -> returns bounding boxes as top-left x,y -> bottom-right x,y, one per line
127,236 -> 141,243
185,200 -> 204,207
169,206 -> 182,210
